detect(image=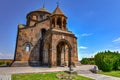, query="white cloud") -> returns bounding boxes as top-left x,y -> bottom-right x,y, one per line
75,33 -> 93,37
112,37 -> 120,43
79,46 -> 88,49
0,52 -> 14,59
81,33 -> 93,37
